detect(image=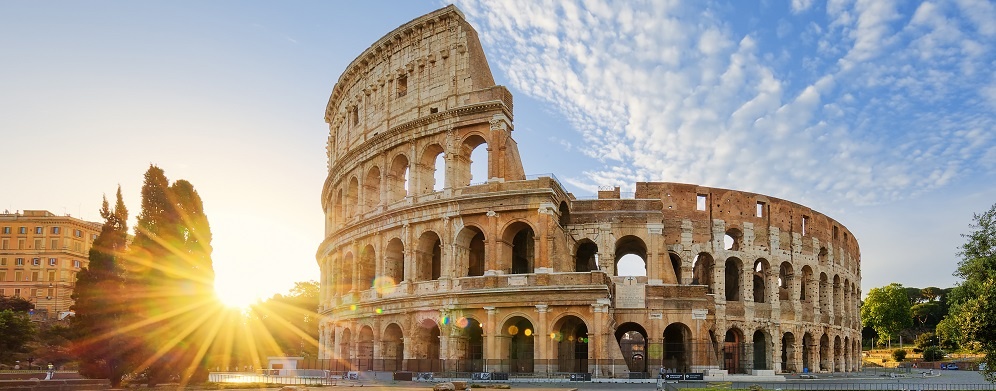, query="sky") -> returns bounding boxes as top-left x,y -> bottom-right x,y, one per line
1,1 -> 994,305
